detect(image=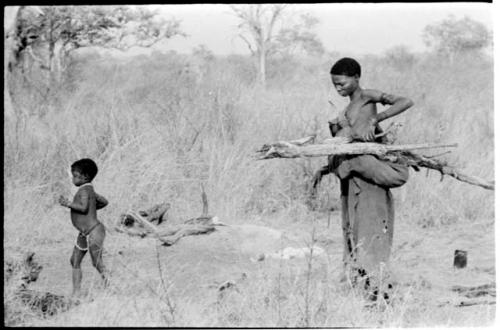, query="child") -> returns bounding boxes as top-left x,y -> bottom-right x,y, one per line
327,57 -> 414,300
58,158 -> 109,296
